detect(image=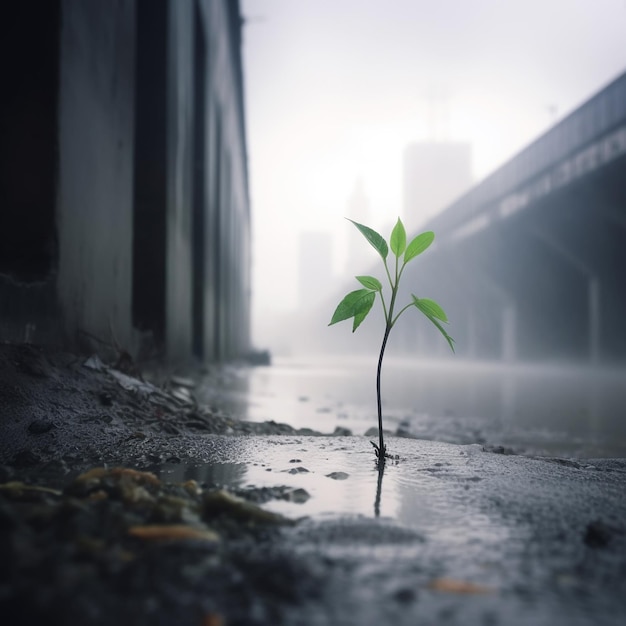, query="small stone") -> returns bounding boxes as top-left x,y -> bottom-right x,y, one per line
128,524 -> 219,543
283,488 -> 310,504
396,428 -> 412,438
28,419 -> 54,435
297,428 -> 318,436
288,466 -> 309,474
428,578 -> 494,594
99,392 -> 113,406
170,387 -> 193,404
203,489 -> 292,525
83,354 -> 105,370
332,427 -> 352,436
584,519 -> 618,548
326,472 -> 349,480
484,445 -> 515,455
0,481 -> 62,500
394,587 -> 417,603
